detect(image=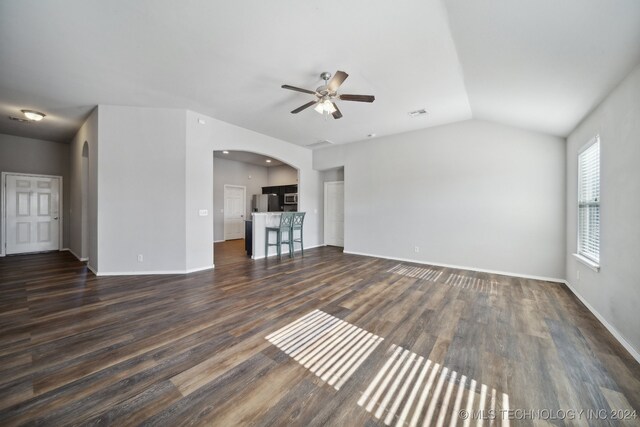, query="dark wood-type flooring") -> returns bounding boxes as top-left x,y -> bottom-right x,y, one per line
0,247 -> 638,426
